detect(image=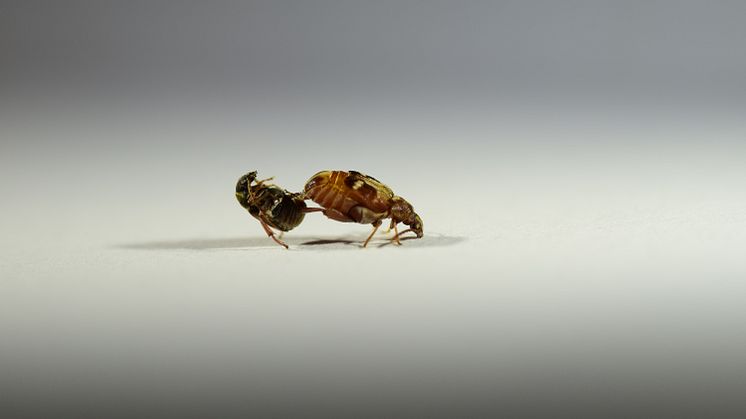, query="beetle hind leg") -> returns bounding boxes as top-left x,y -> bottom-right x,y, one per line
321,208 -> 355,223
302,207 -> 325,213
363,220 -> 382,248
258,216 -> 289,249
